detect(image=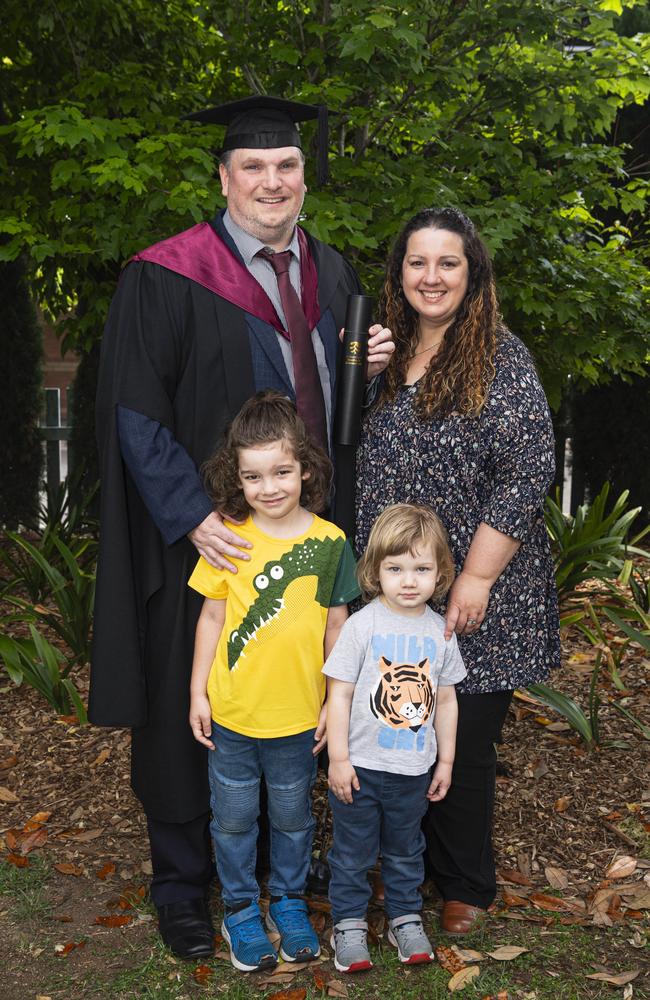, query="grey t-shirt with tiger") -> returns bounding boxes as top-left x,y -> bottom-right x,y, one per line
323,598 -> 467,776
